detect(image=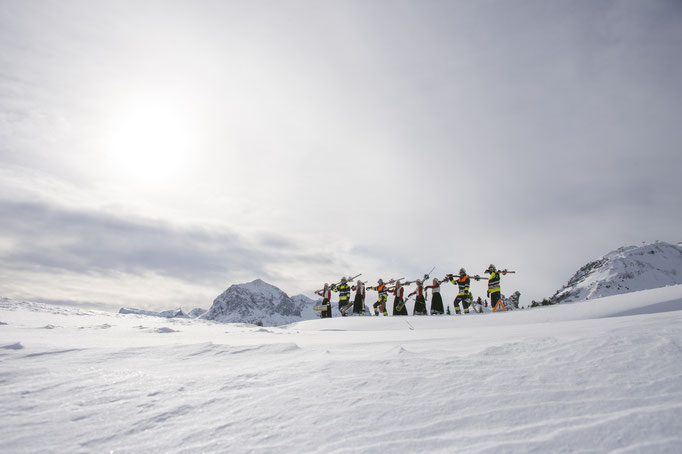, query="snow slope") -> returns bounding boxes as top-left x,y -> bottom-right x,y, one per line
552,241 -> 682,303
1,287 -> 681,453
